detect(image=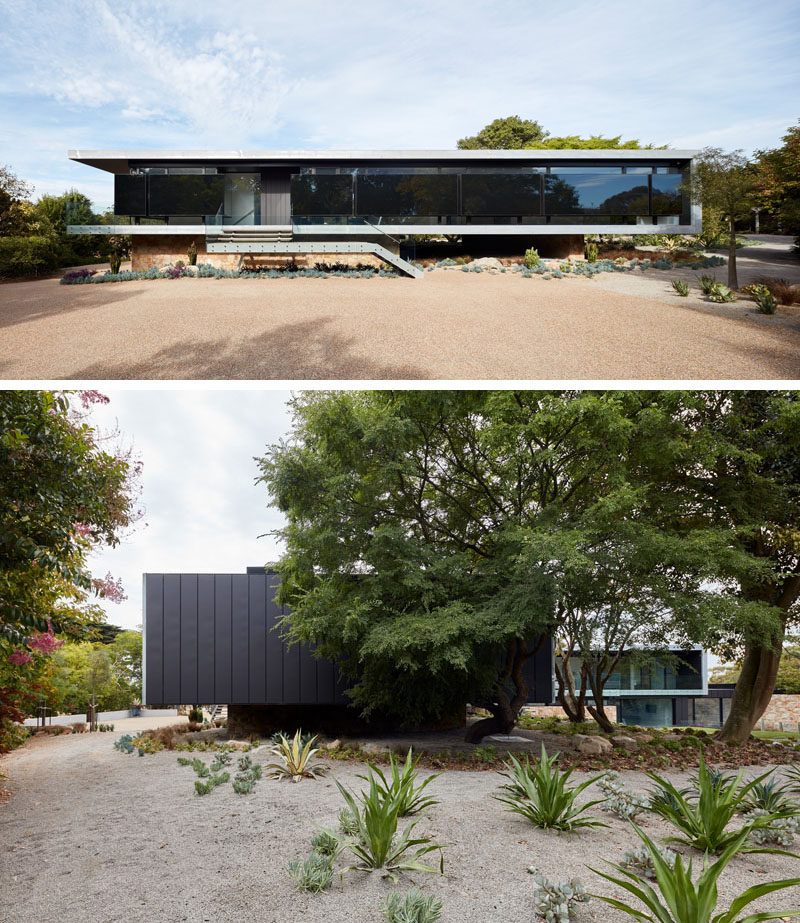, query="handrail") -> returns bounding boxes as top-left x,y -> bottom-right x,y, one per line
232,208 -> 256,226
